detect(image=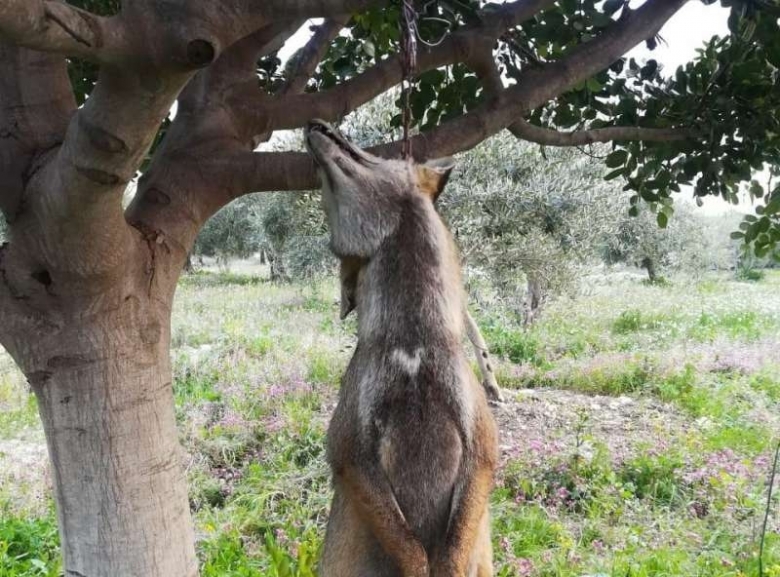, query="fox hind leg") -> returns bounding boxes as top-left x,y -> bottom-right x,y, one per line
470,511 -> 493,577
320,489 -> 402,577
